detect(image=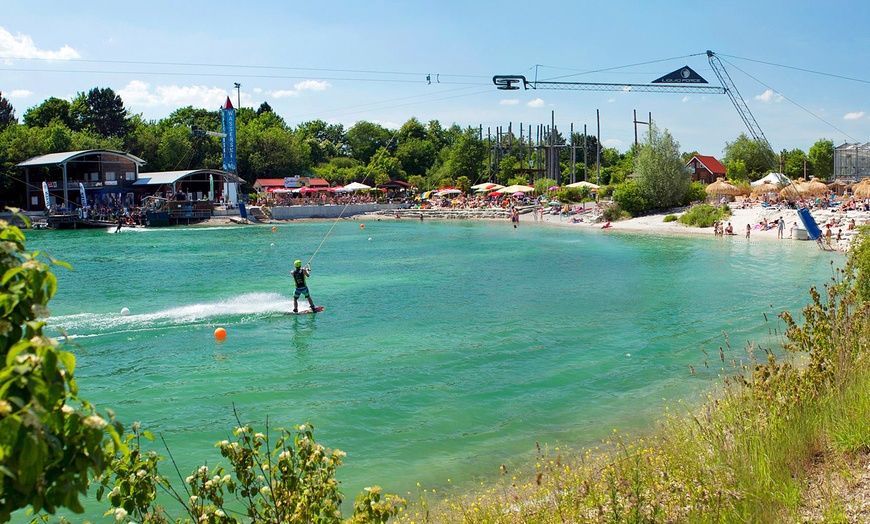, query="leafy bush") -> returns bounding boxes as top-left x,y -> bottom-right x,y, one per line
0,212 -> 121,522
684,181 -> 708,204
98,421 -> 405,523
678,204 -> 732,227
611,180 -> 646,216
663,214 -> 678,222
